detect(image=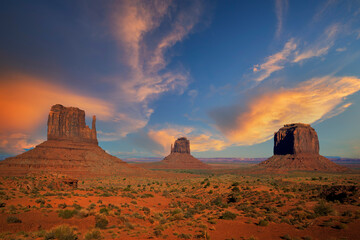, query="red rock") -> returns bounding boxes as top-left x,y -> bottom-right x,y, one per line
140,137 -> 211,169
258,123 -> 348,172
171,137 -> 190,154
274,123 -> 319,155
0,104 -> 143,177
47,104 -> 97,144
